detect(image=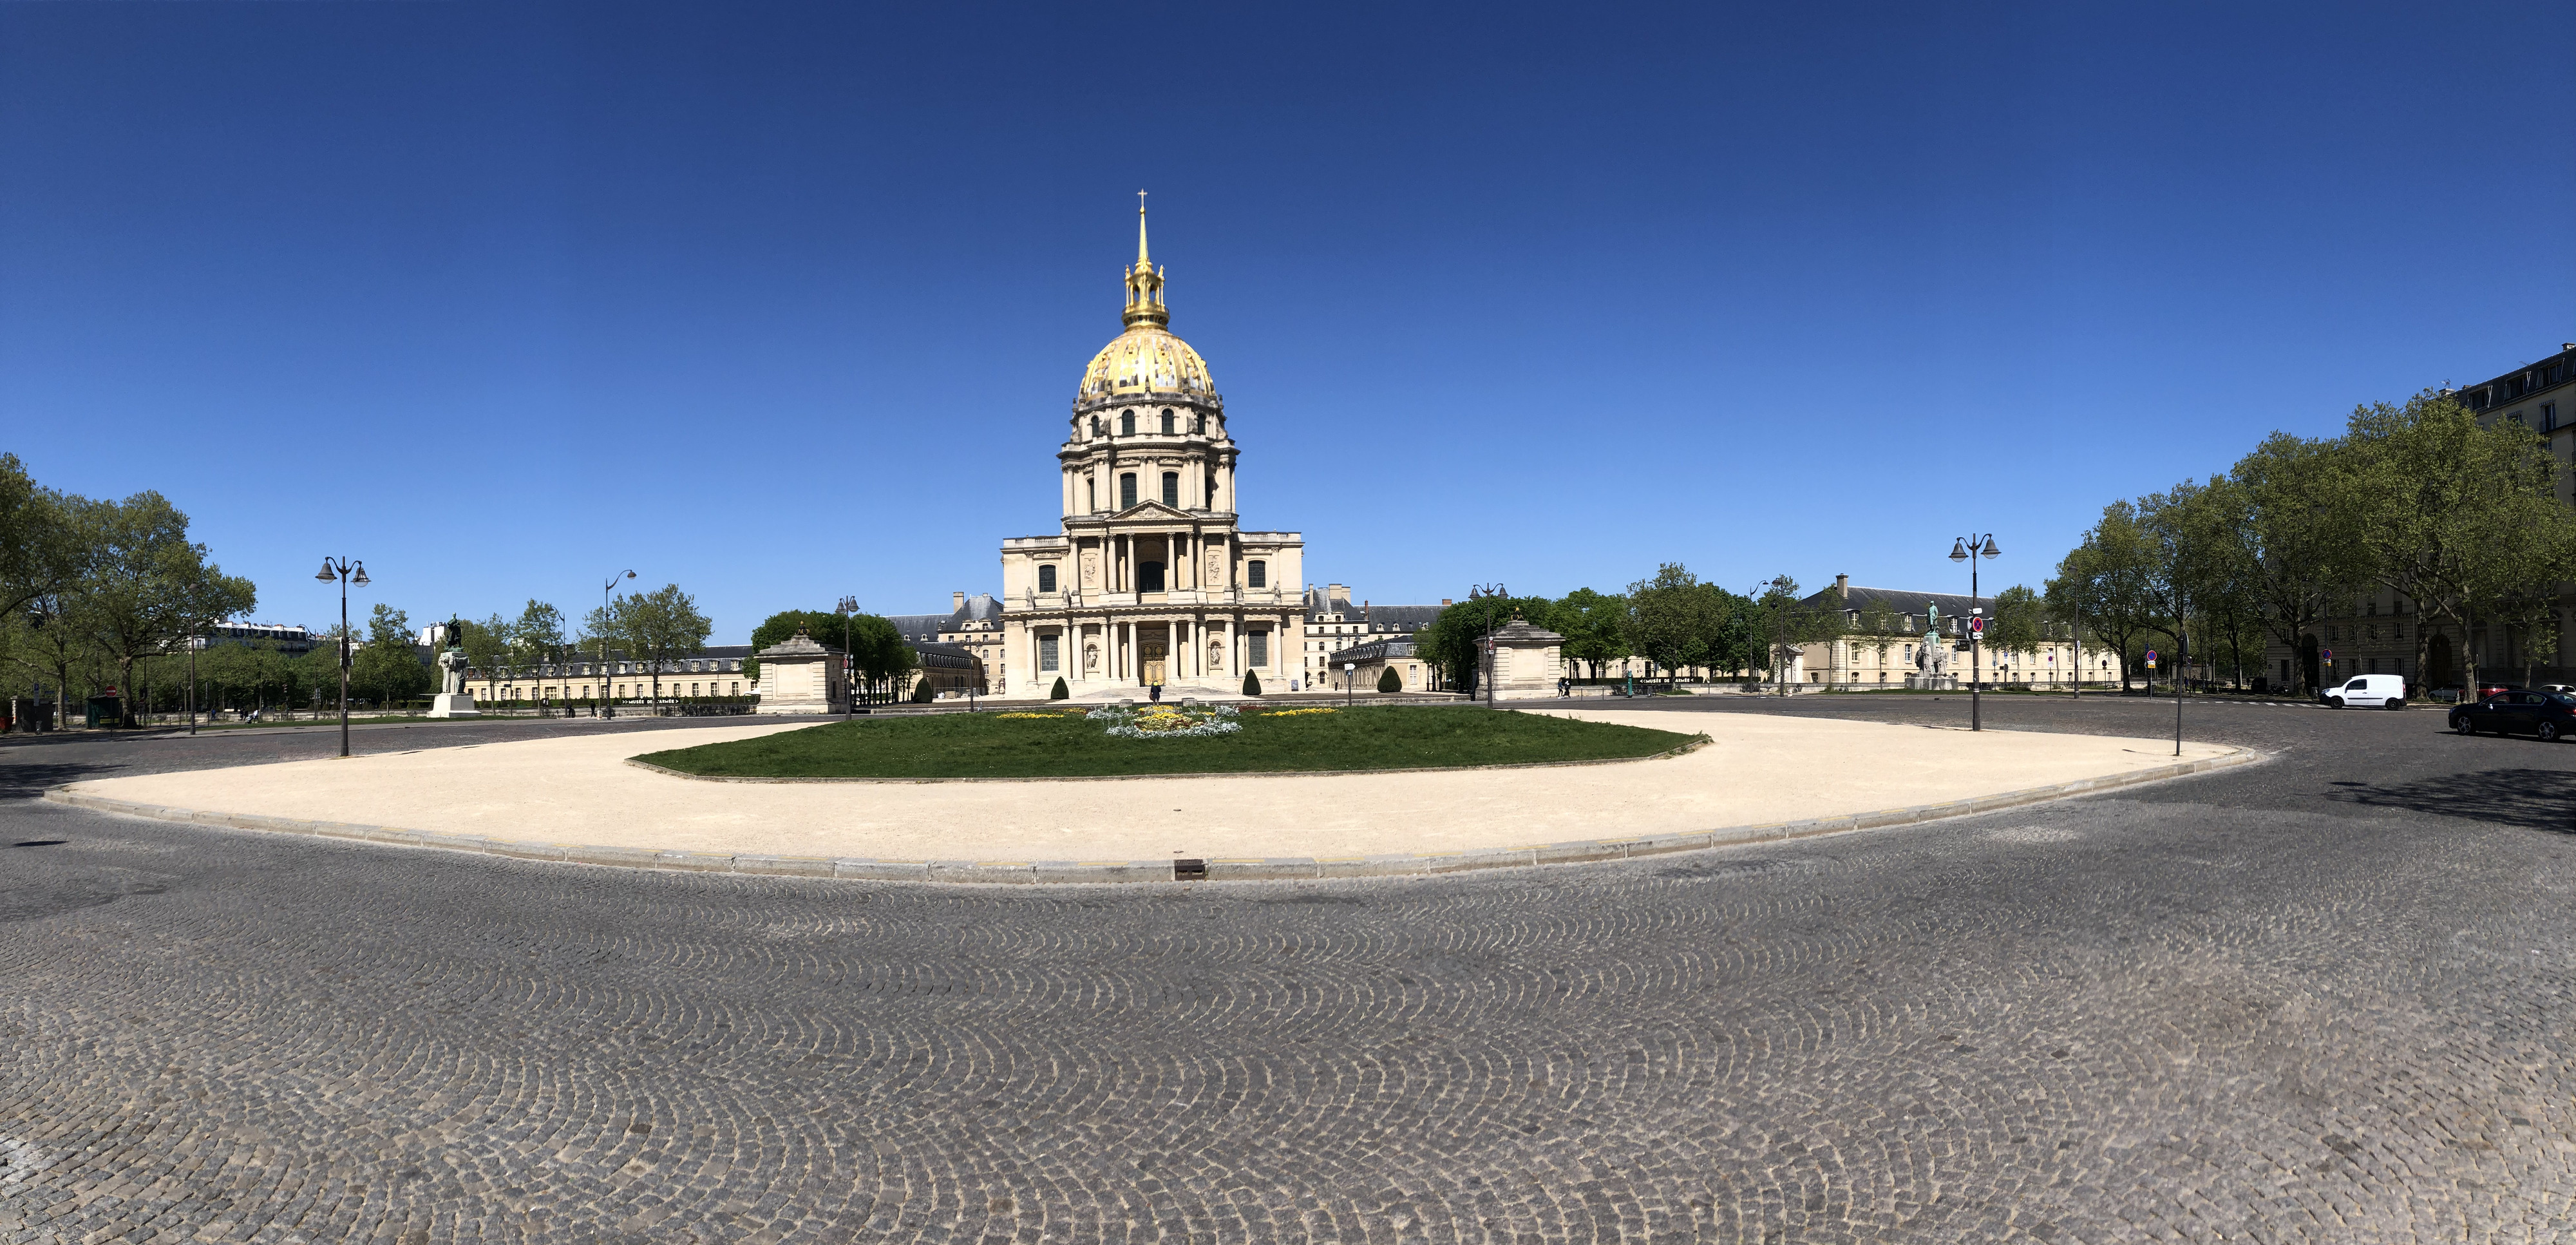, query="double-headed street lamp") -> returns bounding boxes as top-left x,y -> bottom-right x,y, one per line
600,570 -> 634,718
1948,534 -> 2000,732
314,556 -> 369,757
